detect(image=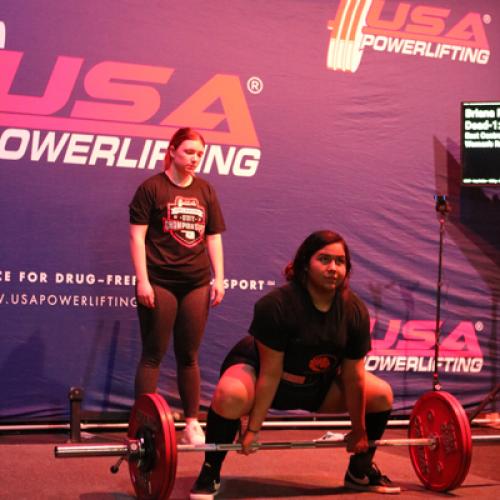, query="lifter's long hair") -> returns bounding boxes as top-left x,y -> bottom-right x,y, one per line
284,230 -> 352,291
164,127 -> 206,170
